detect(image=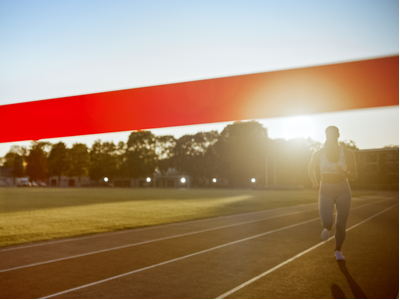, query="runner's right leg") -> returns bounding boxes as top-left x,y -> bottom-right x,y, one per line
334,191 -> 352,249
319,193 -> 335,240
